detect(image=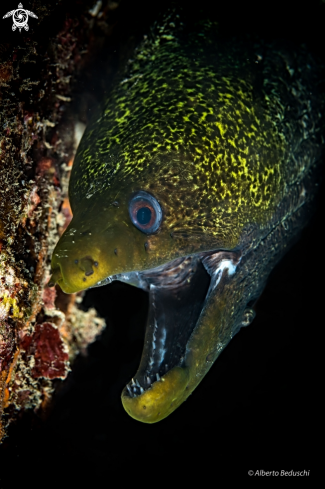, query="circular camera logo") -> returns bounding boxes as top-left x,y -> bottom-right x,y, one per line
3,3 -> 38,32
